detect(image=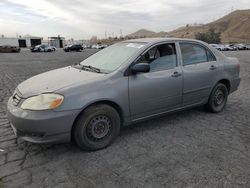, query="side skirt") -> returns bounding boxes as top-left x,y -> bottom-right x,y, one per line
123,101 -> 206,126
